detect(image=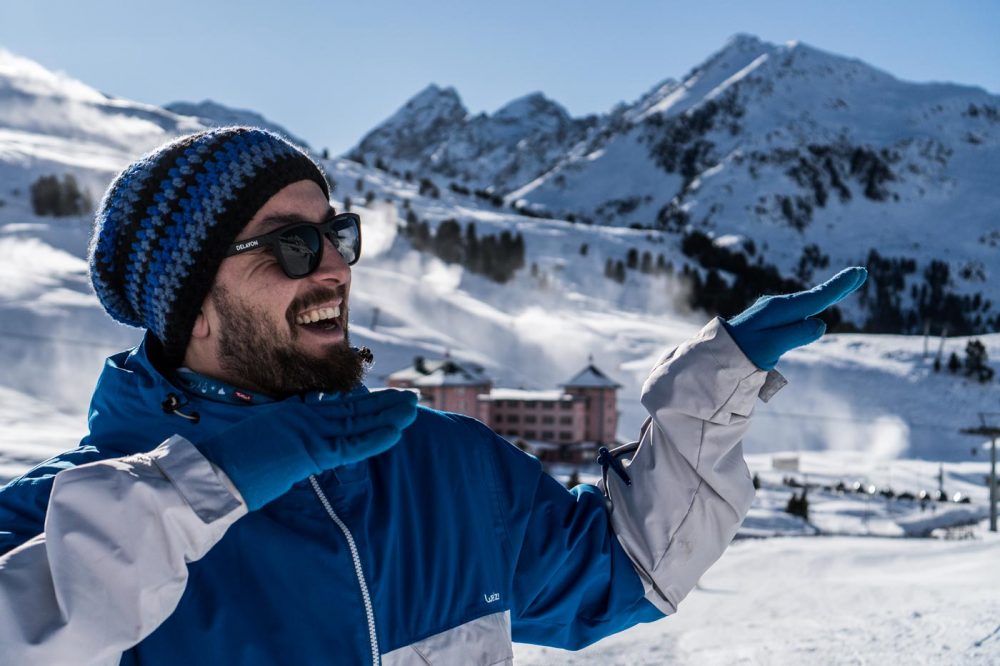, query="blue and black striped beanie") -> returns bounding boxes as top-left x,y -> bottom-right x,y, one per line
90,126 -> 330,366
